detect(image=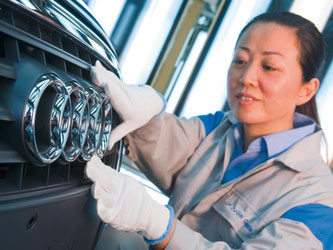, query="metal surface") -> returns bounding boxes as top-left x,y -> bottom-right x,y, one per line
7,0 -> 120,73
60,81 -> 89,162
81,86 -> 103,161
23,73 -> 71,164
96,93 -> 112,158
22,75 -> 114,165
